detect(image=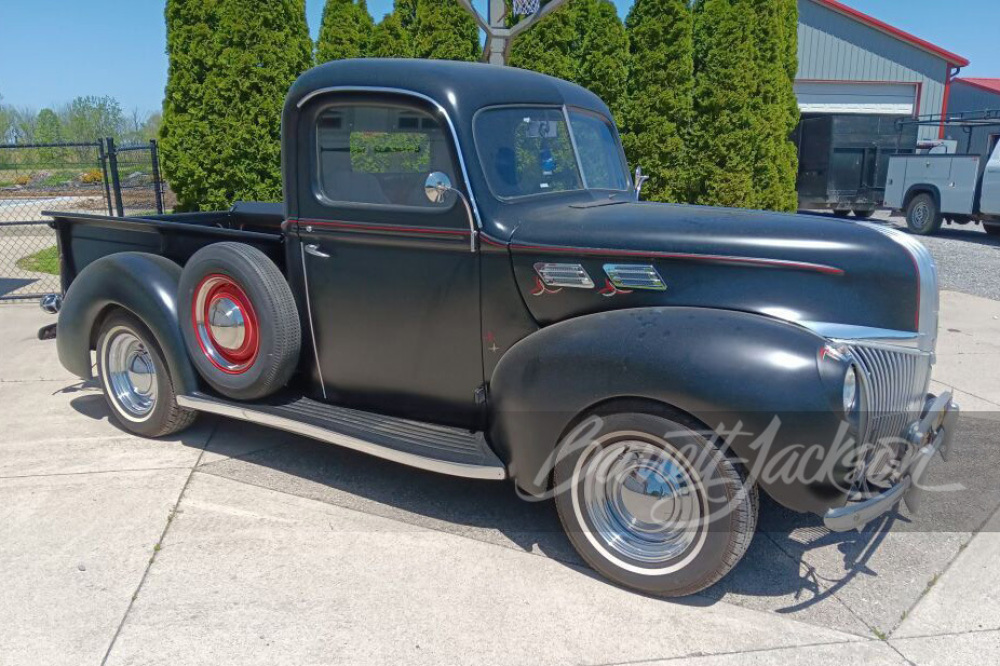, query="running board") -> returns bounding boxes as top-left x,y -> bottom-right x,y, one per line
177,392 -> 507,481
